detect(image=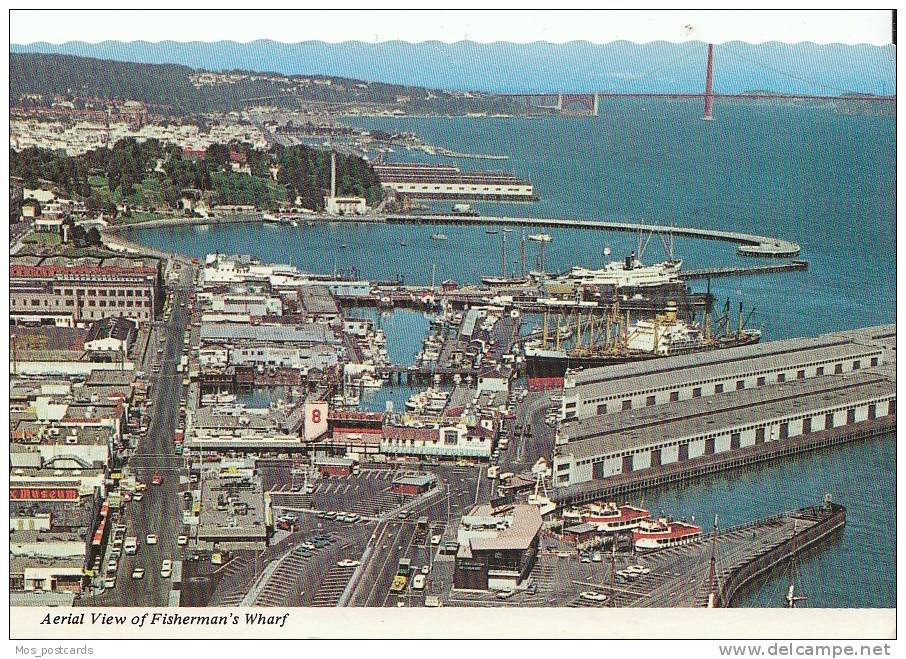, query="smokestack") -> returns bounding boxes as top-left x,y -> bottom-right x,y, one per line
703,44 -> 715,121
330,152 -> 337,198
